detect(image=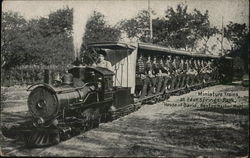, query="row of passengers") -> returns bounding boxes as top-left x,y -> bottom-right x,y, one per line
135,55 -> 219,98
139,56 -> 217,75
